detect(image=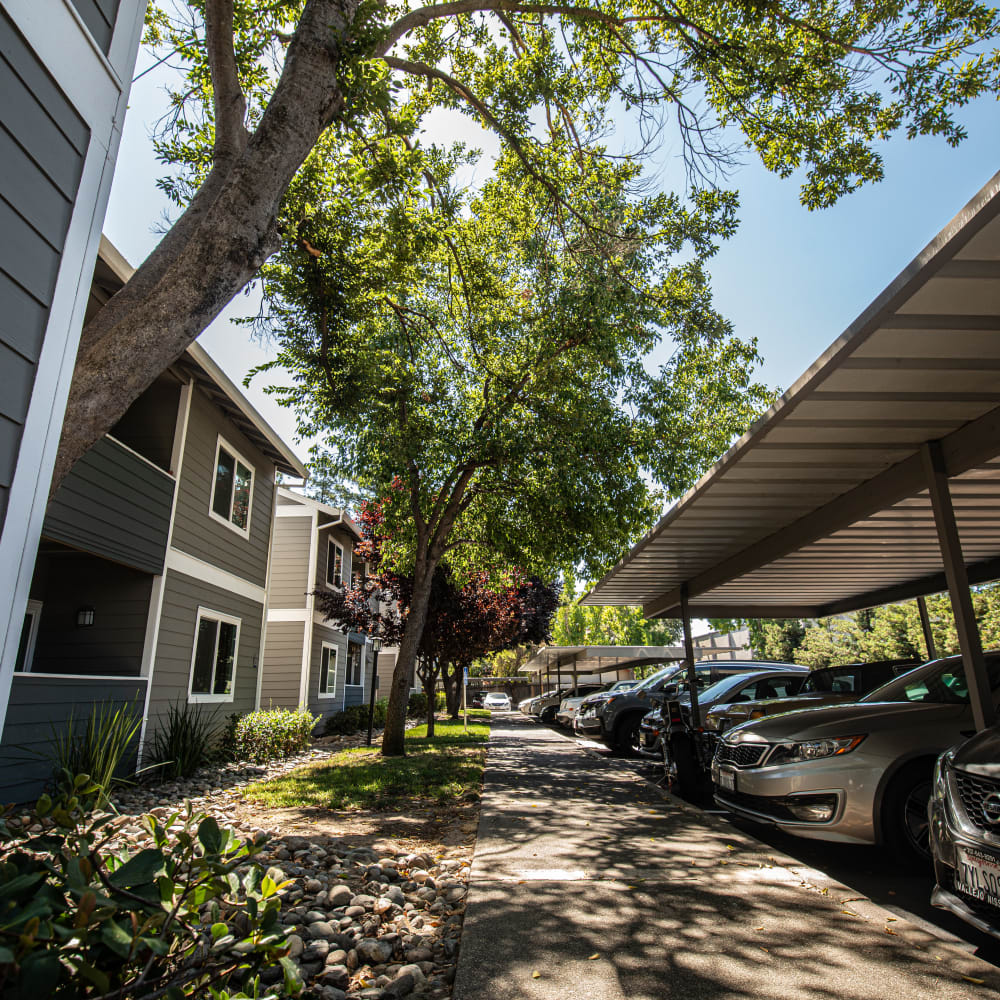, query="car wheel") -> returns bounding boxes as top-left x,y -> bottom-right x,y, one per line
883,761 -> 934,866
614,715 -> 644,757
540,706 -> 557,723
